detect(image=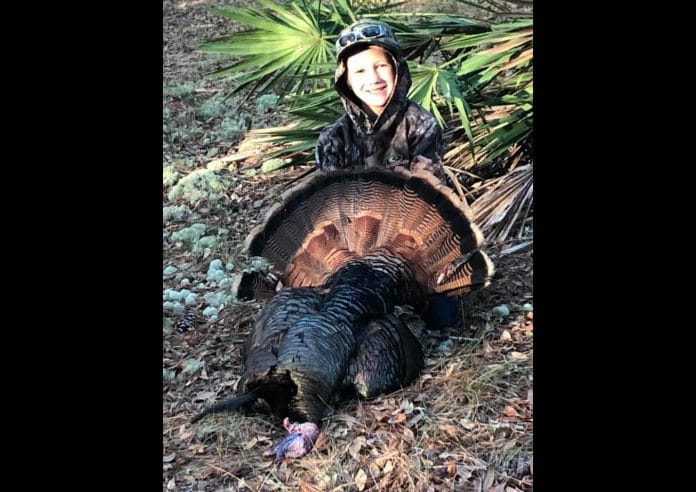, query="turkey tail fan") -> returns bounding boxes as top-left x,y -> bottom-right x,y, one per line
238,168 -> 494,300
